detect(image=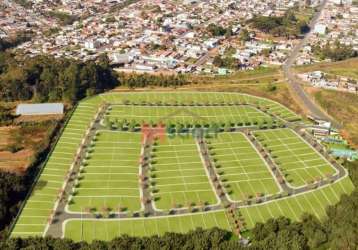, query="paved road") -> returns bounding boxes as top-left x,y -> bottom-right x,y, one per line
282,0 -> 341,128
